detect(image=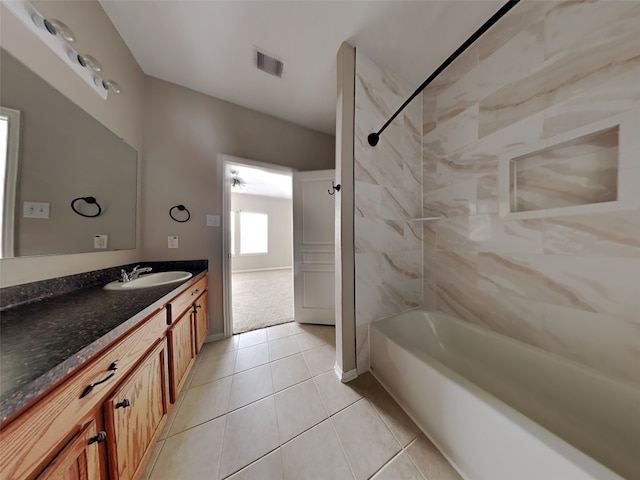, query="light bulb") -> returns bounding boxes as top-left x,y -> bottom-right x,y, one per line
103,80 -> 122,94
48,19 -> 76,43
80,55 -> 102,72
